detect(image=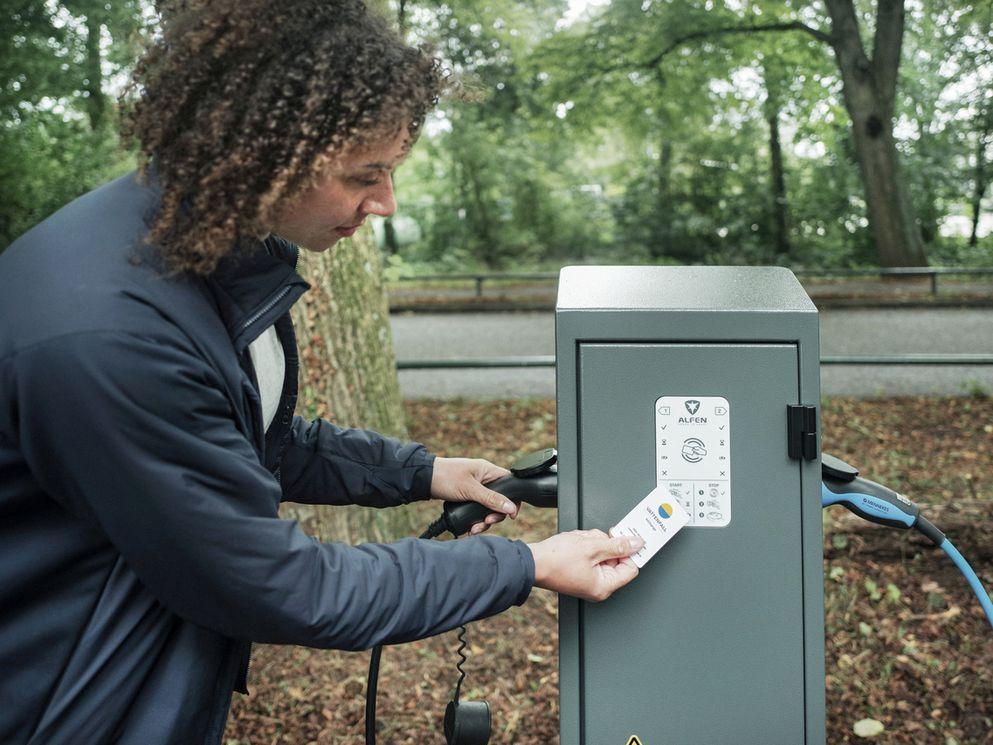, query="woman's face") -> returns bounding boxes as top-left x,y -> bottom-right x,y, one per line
270,129 -> 410,251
